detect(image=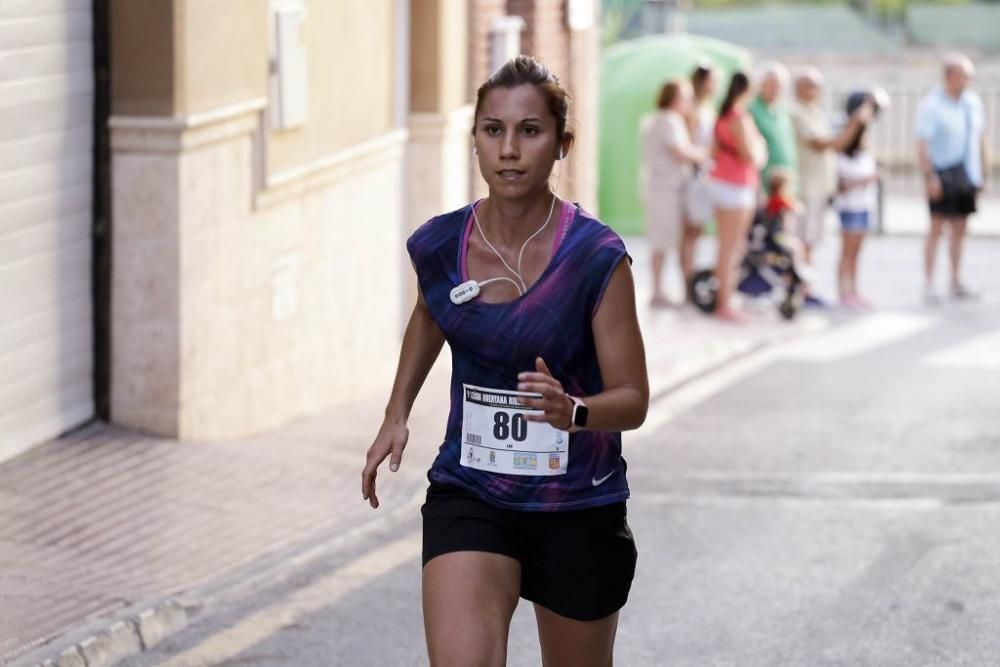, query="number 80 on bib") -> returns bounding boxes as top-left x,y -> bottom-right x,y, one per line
460,384 -> 569,476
